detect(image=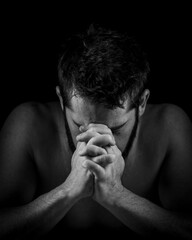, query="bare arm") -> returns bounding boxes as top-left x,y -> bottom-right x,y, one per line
0,182 -> 79,240
99,183 -> 192,239
78,108 -> 192,239
0,103 -> 92,239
